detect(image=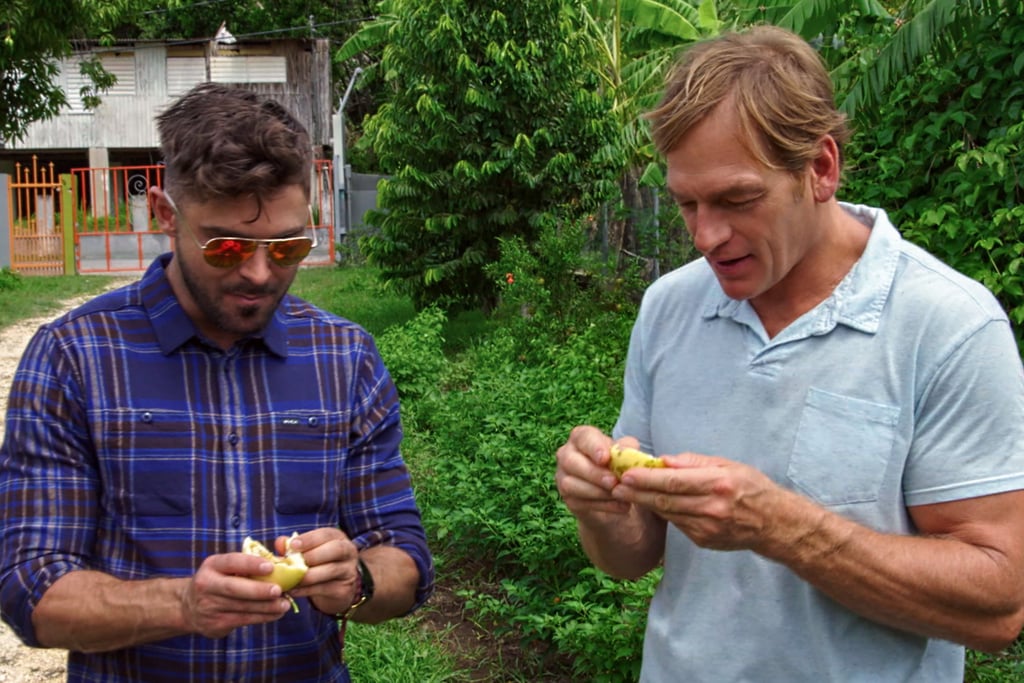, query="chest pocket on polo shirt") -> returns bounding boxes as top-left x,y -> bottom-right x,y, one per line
101,409 -> 194,516
271,412 -> 343,517
786,388 -> 900,506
